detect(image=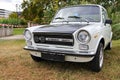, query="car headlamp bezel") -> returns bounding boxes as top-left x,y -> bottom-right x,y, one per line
24,30 -> 32,40
77,30 -> 91,44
